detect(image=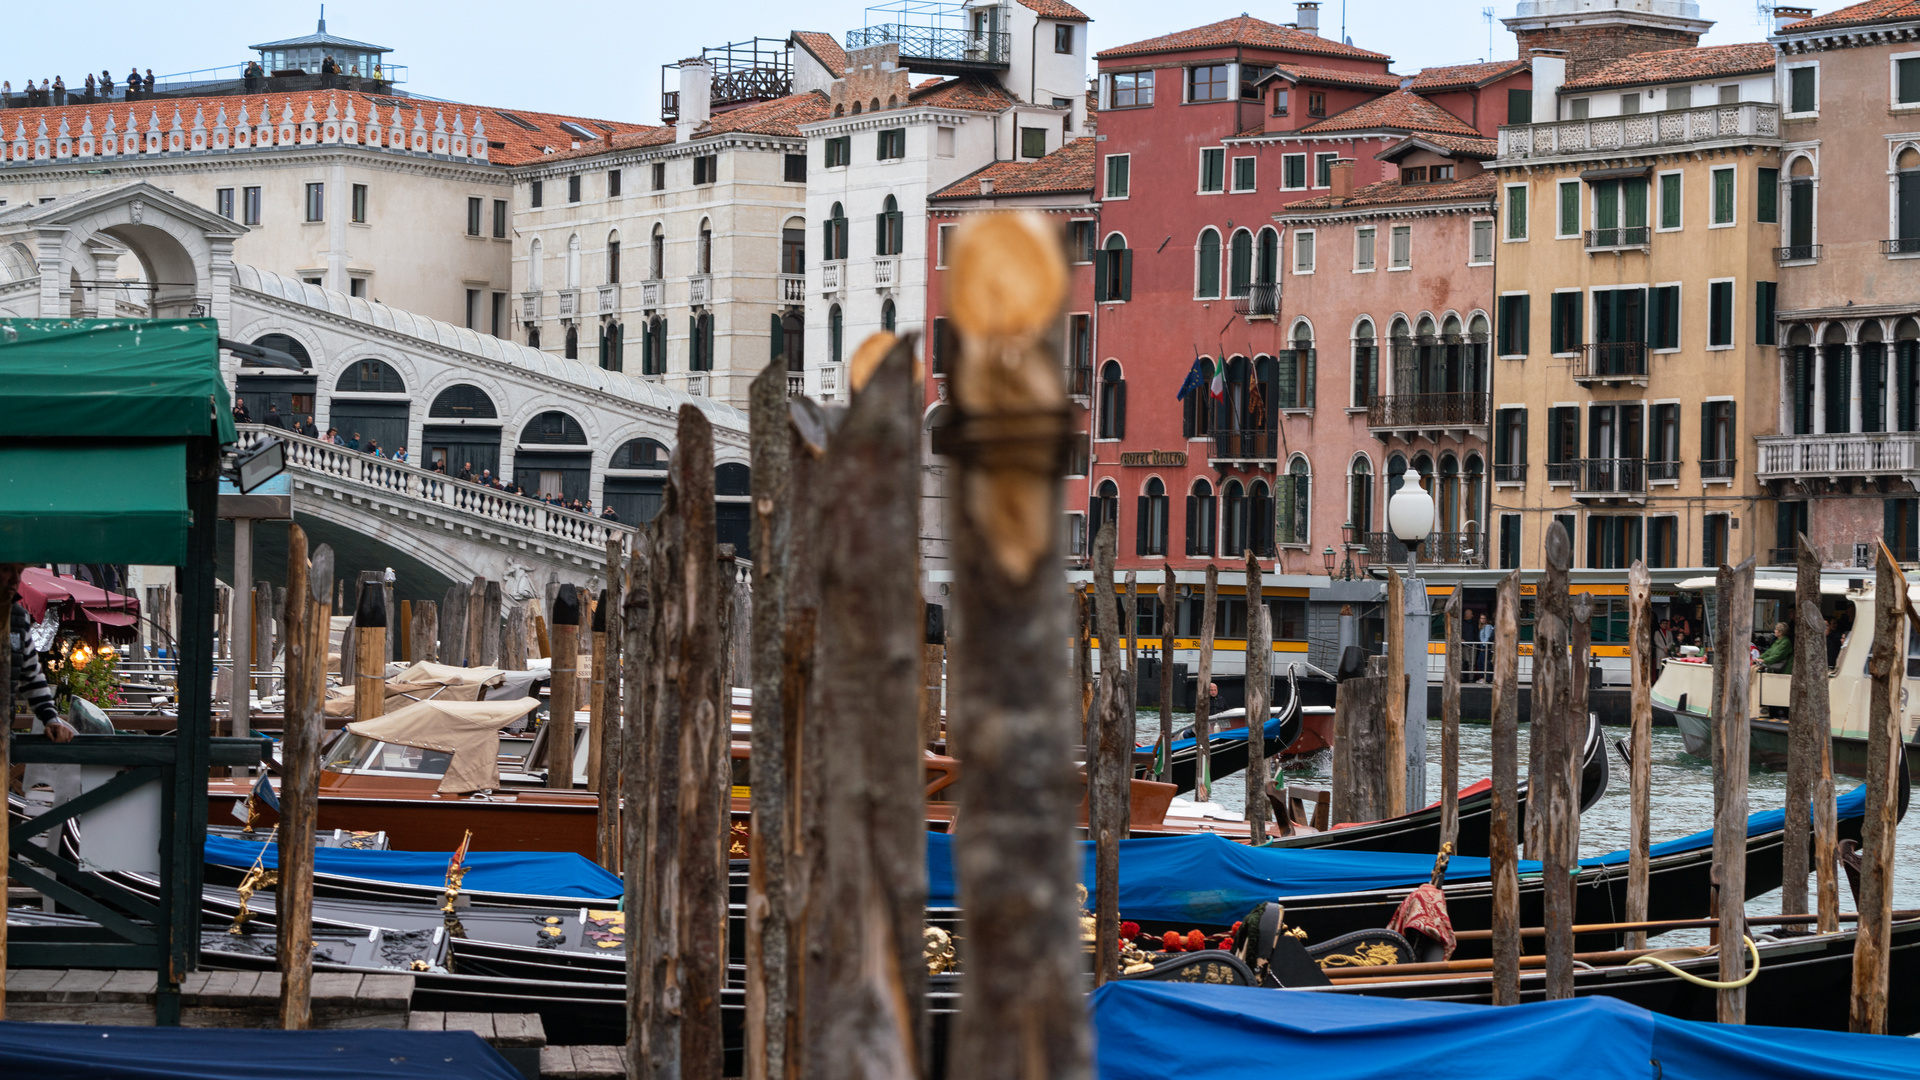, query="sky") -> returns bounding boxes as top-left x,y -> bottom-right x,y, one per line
6,0 -> 1791,123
